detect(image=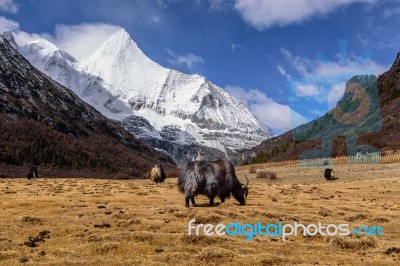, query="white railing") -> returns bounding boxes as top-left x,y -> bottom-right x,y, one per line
237,152 -> 400,171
